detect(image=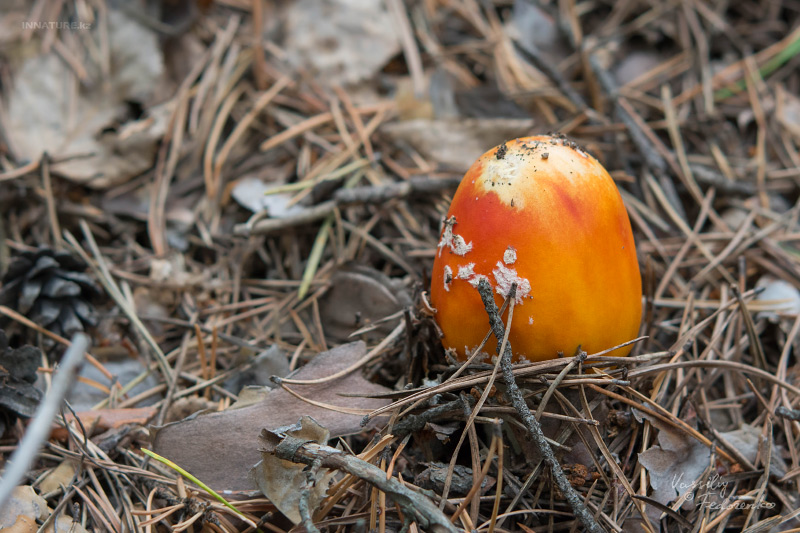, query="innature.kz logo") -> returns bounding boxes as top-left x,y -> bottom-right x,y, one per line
22,21 -> 92,30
